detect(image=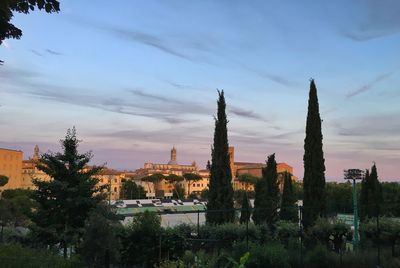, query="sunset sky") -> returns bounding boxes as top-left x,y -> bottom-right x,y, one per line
1,0 -> 399,180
